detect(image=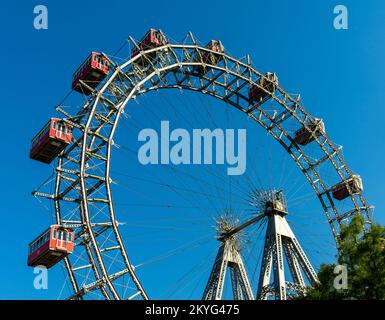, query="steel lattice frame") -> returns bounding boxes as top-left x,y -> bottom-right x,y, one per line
203,235 -> 254,300
33,32 -> 372,300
